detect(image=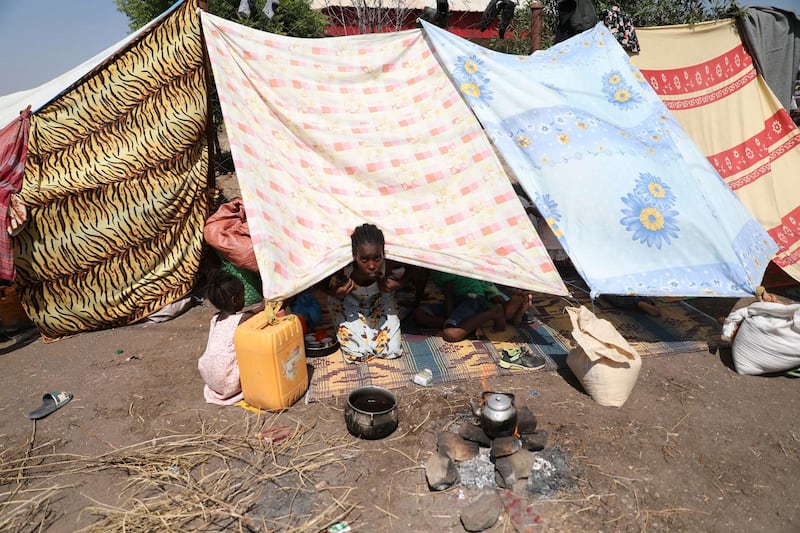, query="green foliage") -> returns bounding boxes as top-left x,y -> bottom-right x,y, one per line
593,0 -> 738,27
114,0 -> 175,31
115,0 -> 327,37
489,0 -> 741,55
